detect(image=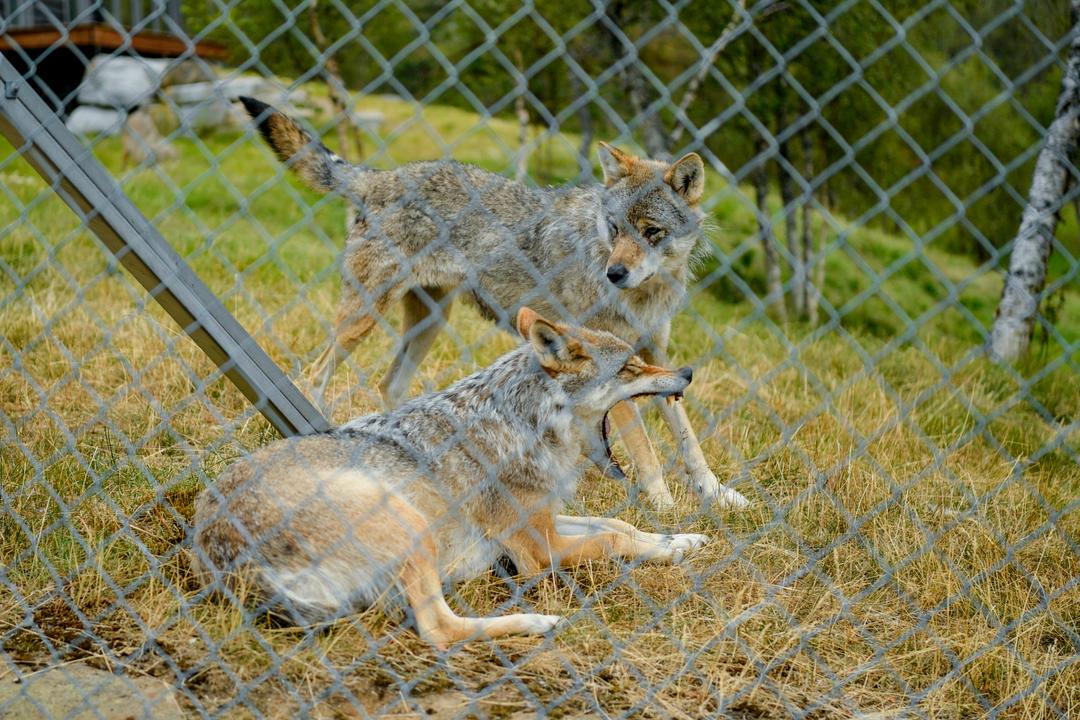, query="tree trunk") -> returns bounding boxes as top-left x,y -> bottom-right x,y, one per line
778,116 -> 802,317
812,218 -> 826,326
605,1 -> 669,158
309,0 -> 362,160
576,100 -> 594,183
669,0 -> 747,149
513,48 -> 530,183
567,46 -> 596,182
990,3 -> 1080,361
801,128 -> 816,323
754,136 -> 786,321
